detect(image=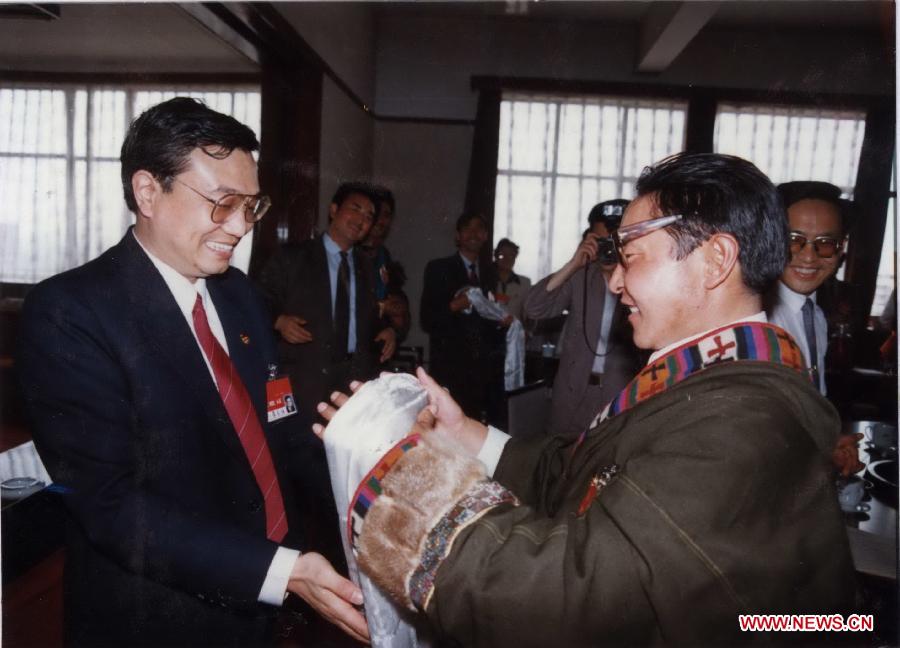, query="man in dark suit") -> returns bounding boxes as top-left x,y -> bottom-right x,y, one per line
257,182 -> 396,573
17,98 -> 368,646
524,199 -> 642,437
420,213 -> 507,425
